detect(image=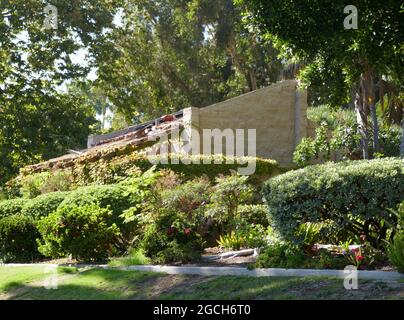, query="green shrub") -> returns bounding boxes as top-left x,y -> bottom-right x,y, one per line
217,232 -> 245,251
140,211 -> 204,264
0,215 -> 41,262
0,198 -> 26,219
58,184 -> 141,241
154,240 -> 202,265
160,176 -> 211,220
3,178 -> 22,199
255,243 -> 349,269
299,107 -> 403,166
263,158 -> 404,248
395,202 -> 404,230
298,222 -> 323,247
21,191 -> 69,219
255,242 -> 307,269
207,175 -> 254,230
238,204 -> 269,227
217,224 -> 268,250
59,184 -> 135,216
388,233 -> 404,273
37,204 -> 121,262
